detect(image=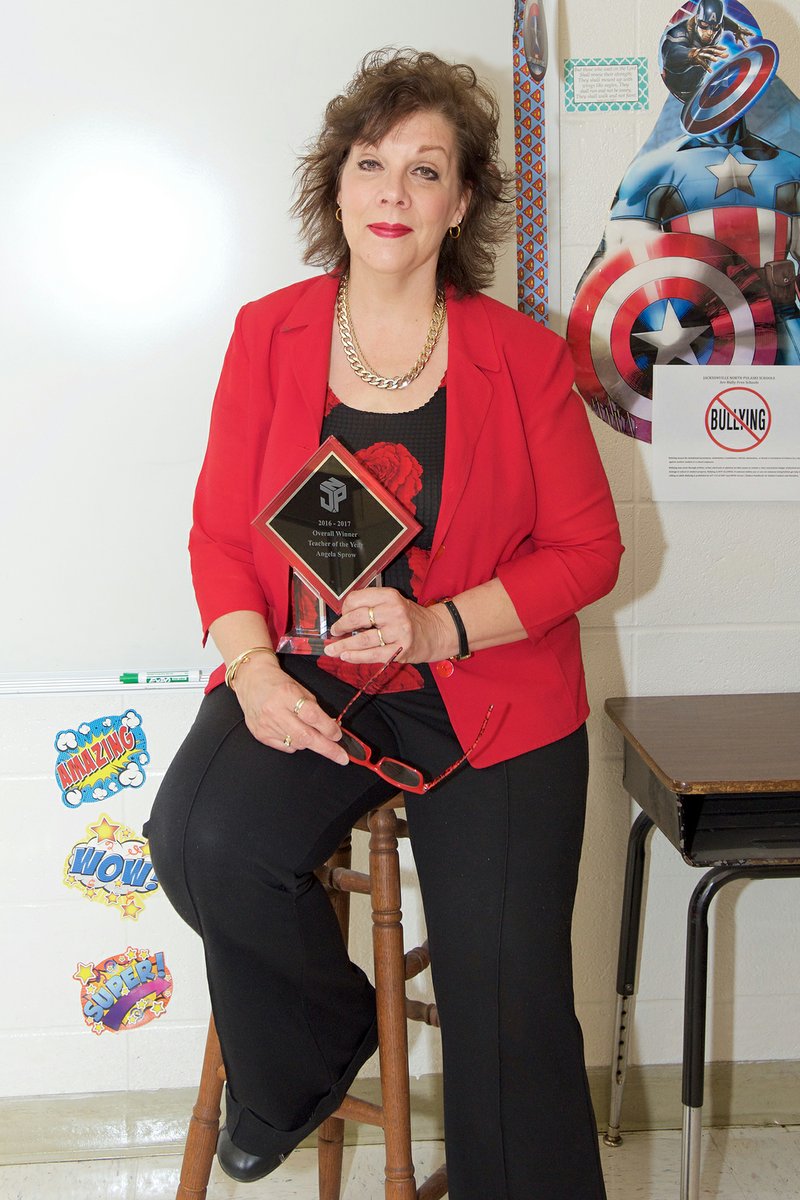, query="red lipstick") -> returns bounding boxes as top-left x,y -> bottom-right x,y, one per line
368,223 -> 412,238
